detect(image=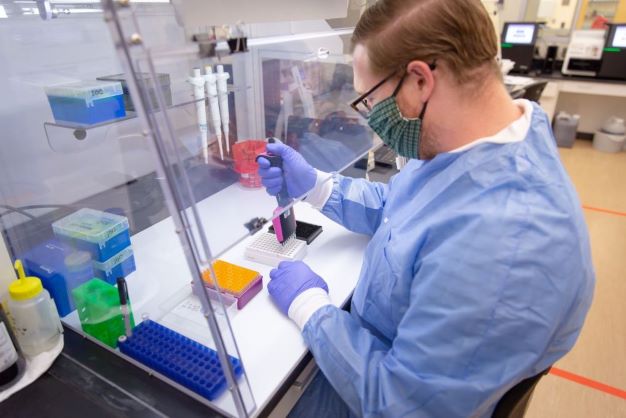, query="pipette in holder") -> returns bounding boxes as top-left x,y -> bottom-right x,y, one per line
188,69 -> 209,163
